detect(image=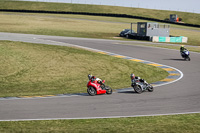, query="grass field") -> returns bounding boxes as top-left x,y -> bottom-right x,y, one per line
0,41 -> 168,97
1,0 -> 200,25
0,12 -> 122,39
0,113 -> 200,133
0,12 -> 200,46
